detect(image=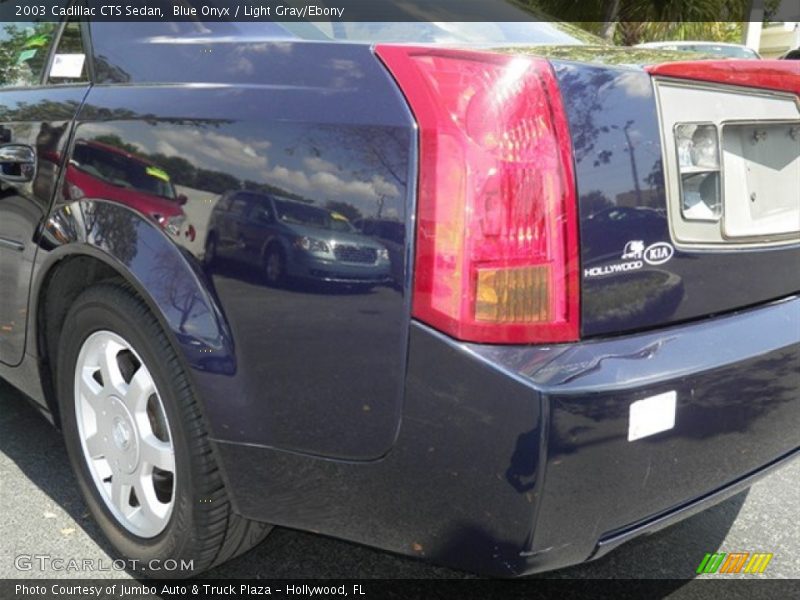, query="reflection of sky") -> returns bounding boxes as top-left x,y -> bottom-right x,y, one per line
300,21 -> 589,44
77,121 -> 403,219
